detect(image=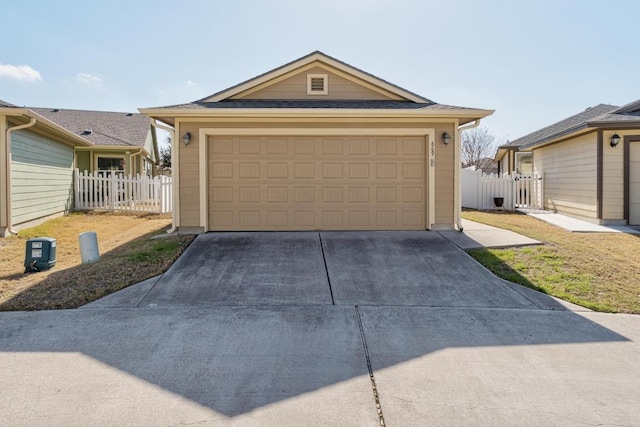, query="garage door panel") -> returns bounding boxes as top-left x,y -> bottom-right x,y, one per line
294,162 -> 315,178
349,163 -> 370,178
211,186 -> 233,202
403,211 -> 424,227
267,139 -> 288,154
239,211 -> 261,227
403,163 -> 424,179
294,139 -> 316,154
322,139 -> 344,155
349,187 -> 370,203
403,139 -> 425,155
212,162 -> 233,178
208,136 -> 426,230
349,140 -> 370,155
212,138 -> 234,154
376,163 -> 398,179
376,140 -> 398,155
322,163 -> 344,179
